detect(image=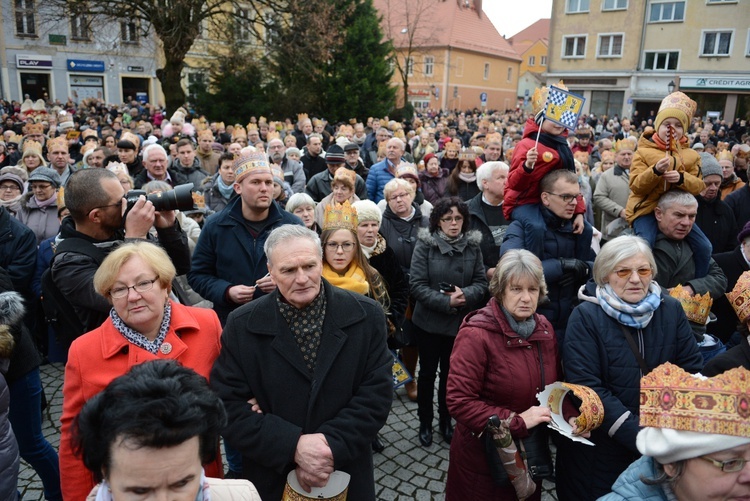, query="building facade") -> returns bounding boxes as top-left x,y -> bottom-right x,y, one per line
547,0 -> 750,121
